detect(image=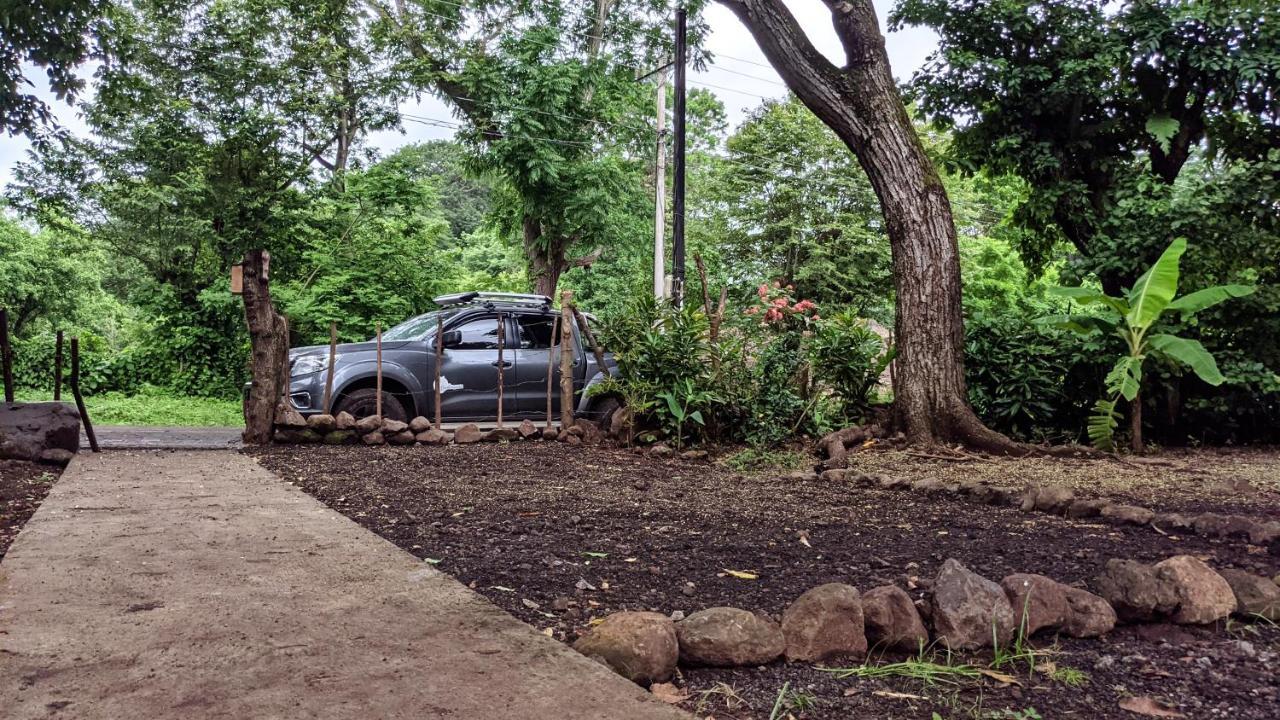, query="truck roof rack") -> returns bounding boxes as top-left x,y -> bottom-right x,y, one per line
433,291 -> 554,308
